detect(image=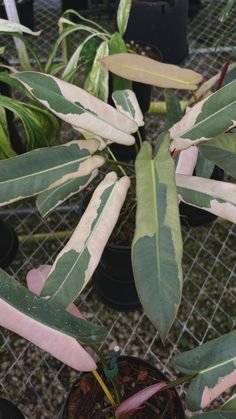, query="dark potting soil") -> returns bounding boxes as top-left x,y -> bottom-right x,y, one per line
63,359 -> 182,418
